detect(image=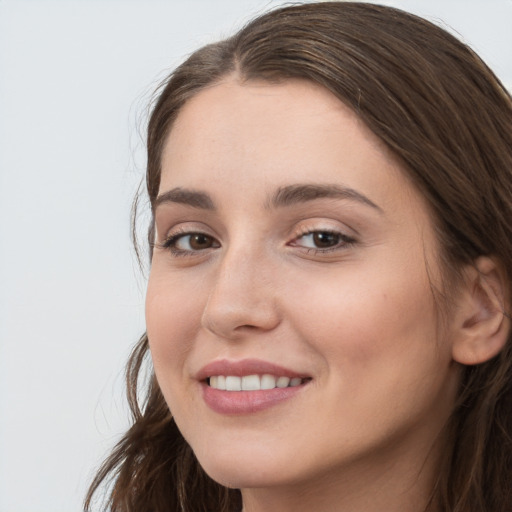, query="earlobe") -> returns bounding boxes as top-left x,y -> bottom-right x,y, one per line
451,256 -> 510,366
